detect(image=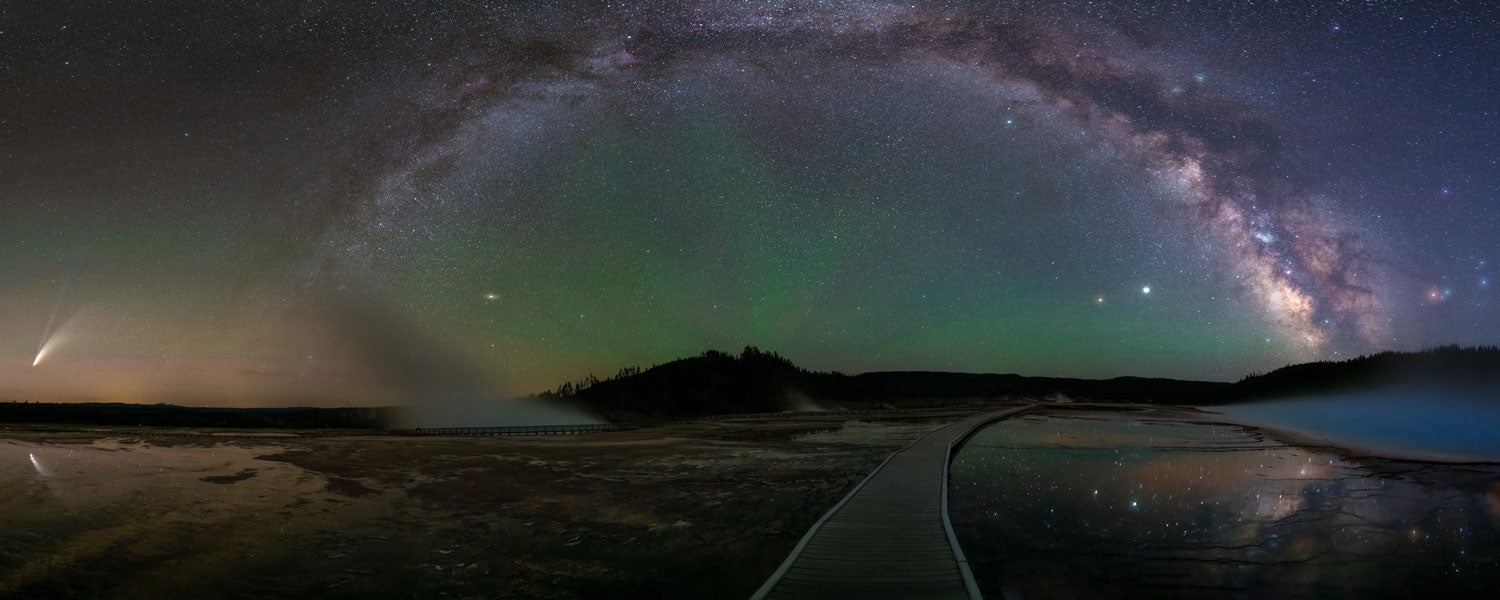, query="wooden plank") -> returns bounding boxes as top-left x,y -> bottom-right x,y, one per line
750,405 -> 1034,600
